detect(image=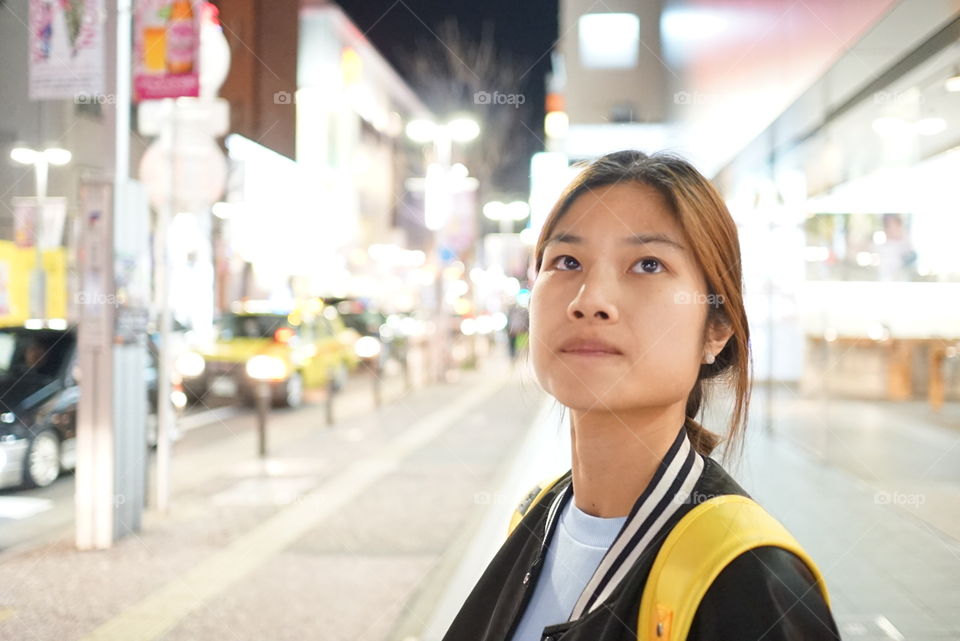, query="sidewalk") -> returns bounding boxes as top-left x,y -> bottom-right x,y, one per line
0,351 -> 549,641
3,360 -> 956,641
714,385 -> 960,641
412,376 -> 960,641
